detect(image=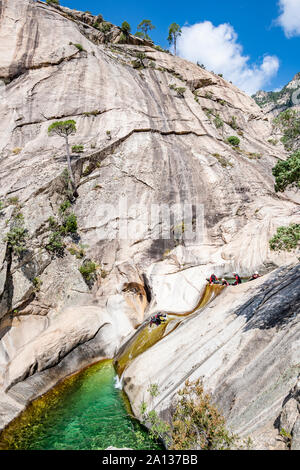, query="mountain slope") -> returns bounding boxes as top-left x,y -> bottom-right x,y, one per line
253,72 -> 300,117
